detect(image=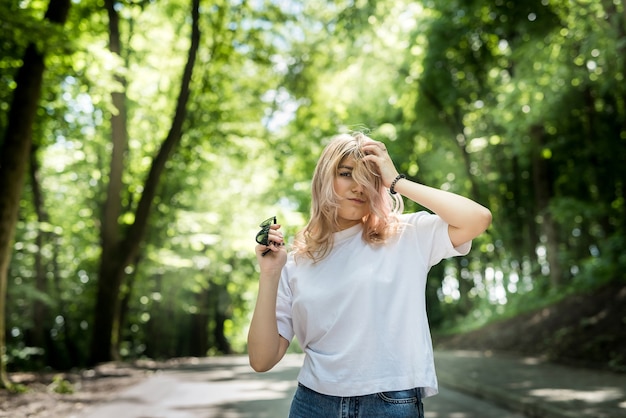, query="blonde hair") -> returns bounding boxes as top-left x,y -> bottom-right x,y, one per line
293,132 -> 404,262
